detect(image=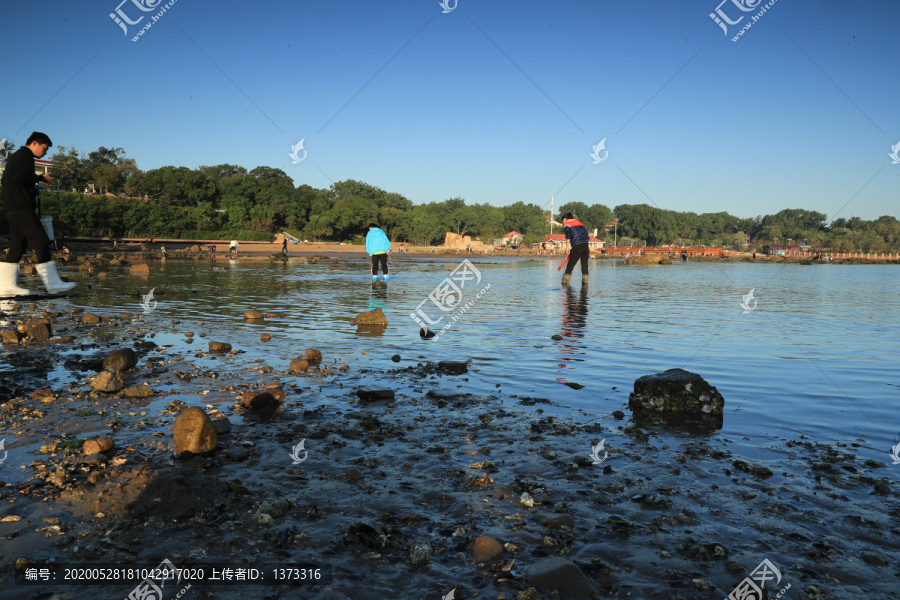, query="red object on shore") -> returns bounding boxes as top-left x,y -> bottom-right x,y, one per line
557,255 -> 569,271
